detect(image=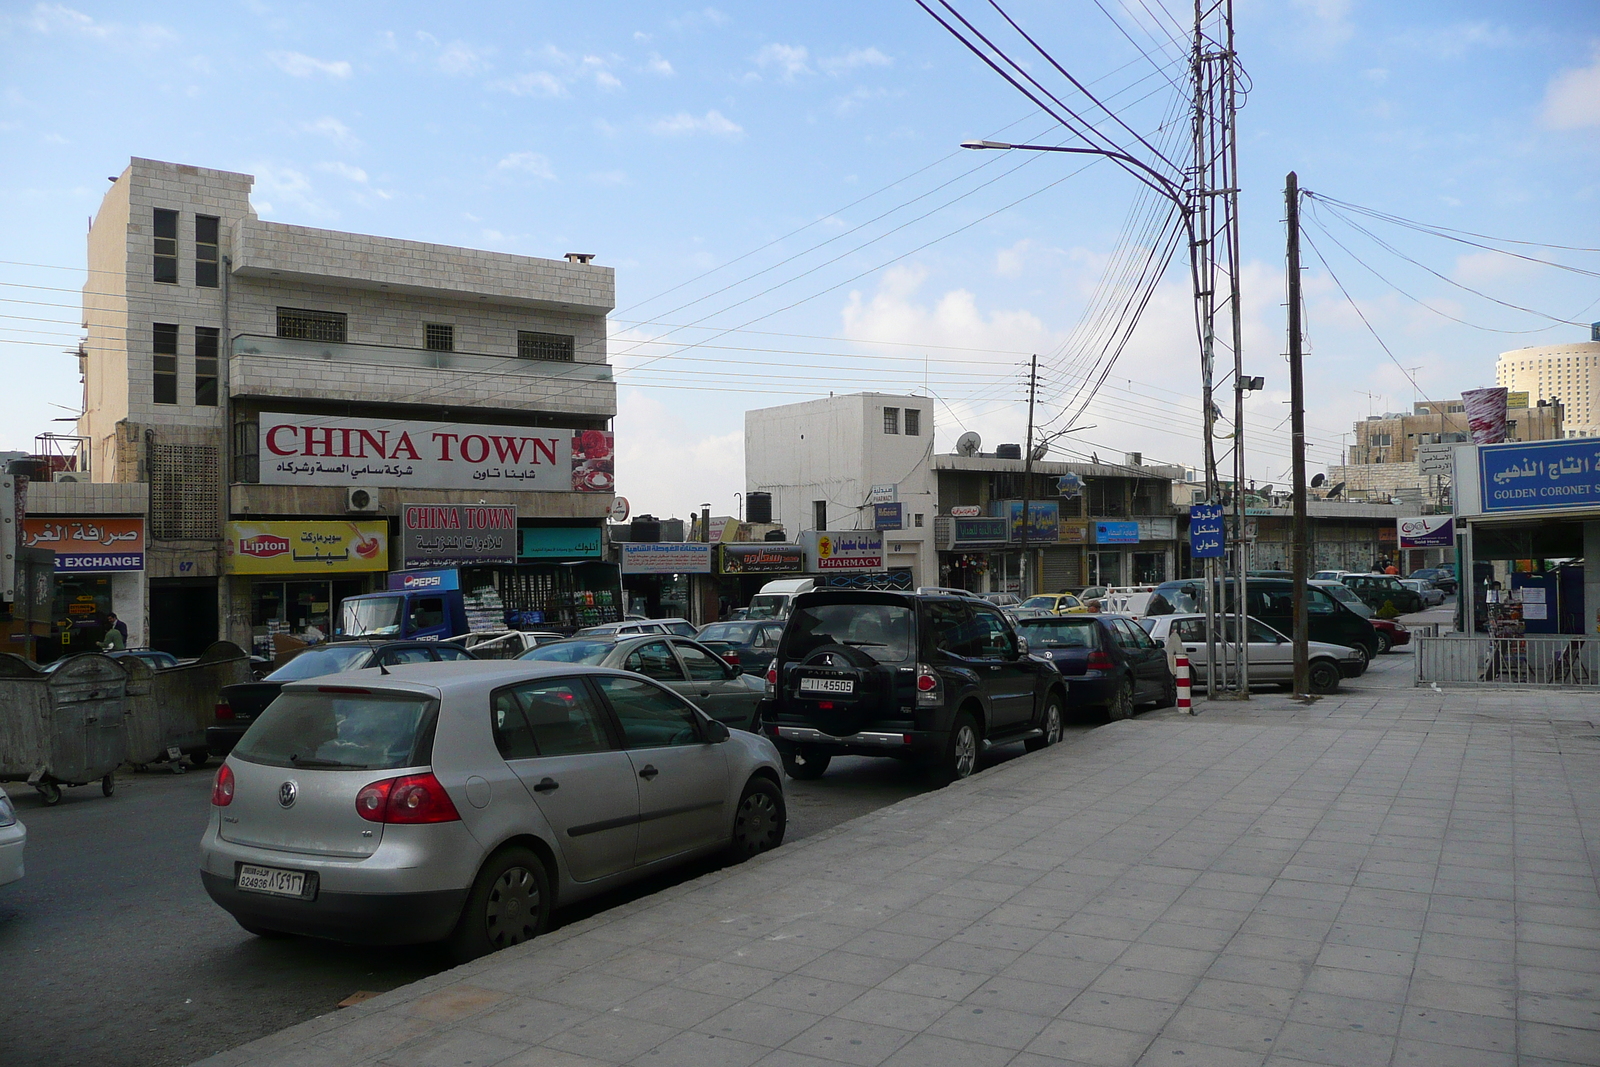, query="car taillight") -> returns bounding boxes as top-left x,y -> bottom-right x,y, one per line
765,665 -> 778,694
355,773 -> 461,824
916,663 -> 941,706
721,650 -> 741,665
1087,651 -> 1114,671
211,763 -> 234,806
214,701 -> 234,721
